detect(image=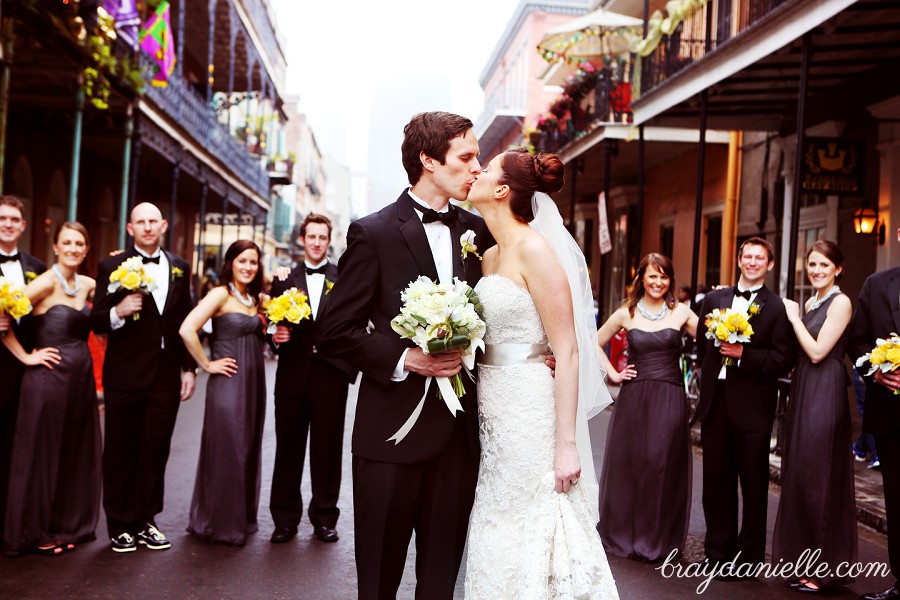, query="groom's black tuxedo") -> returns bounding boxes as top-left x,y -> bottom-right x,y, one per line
850,266 -> 900,578
318,190 -> 493,599
696,285 -> 795,567
268,261 -> 357,532
0,251 -> 45,537
91,246 -> 195,537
